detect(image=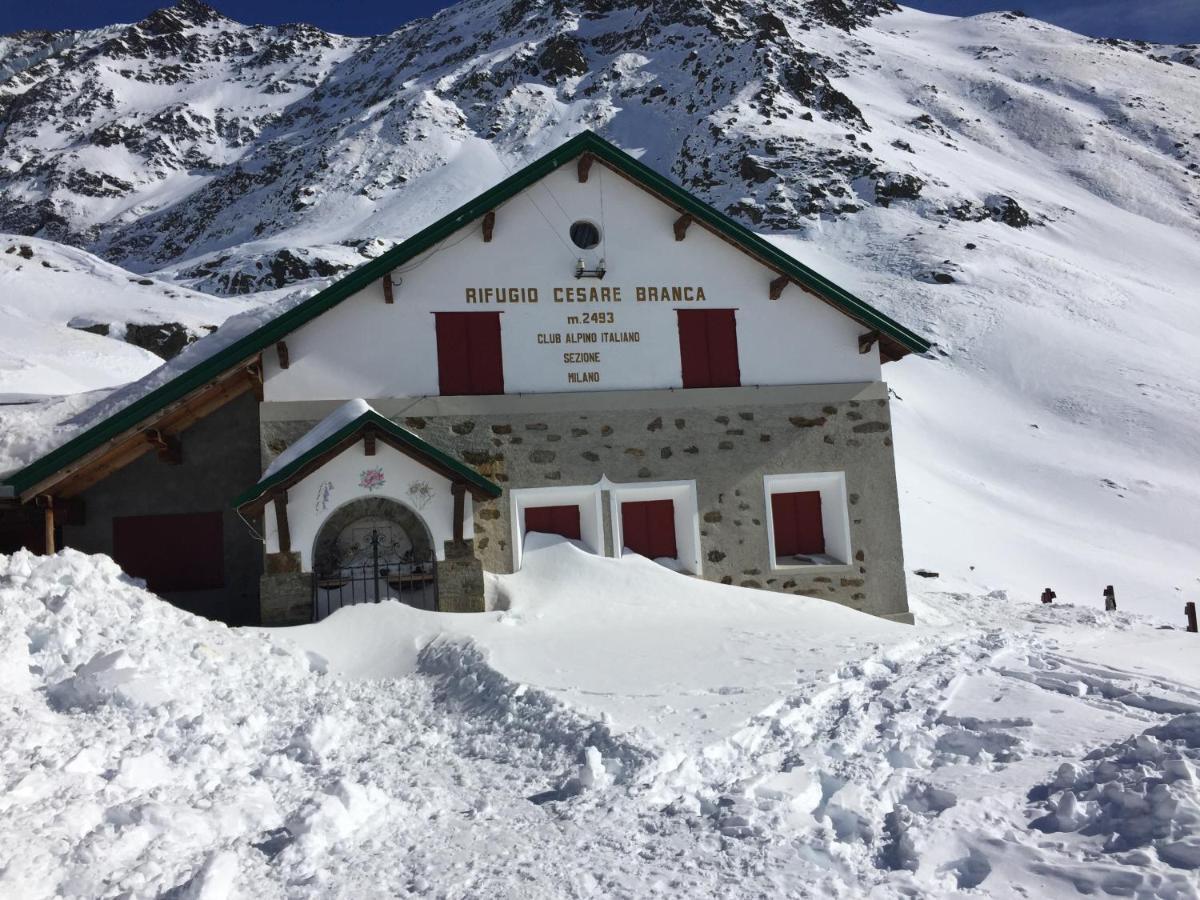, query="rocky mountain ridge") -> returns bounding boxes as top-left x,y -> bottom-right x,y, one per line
1,0 -> 1195,293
